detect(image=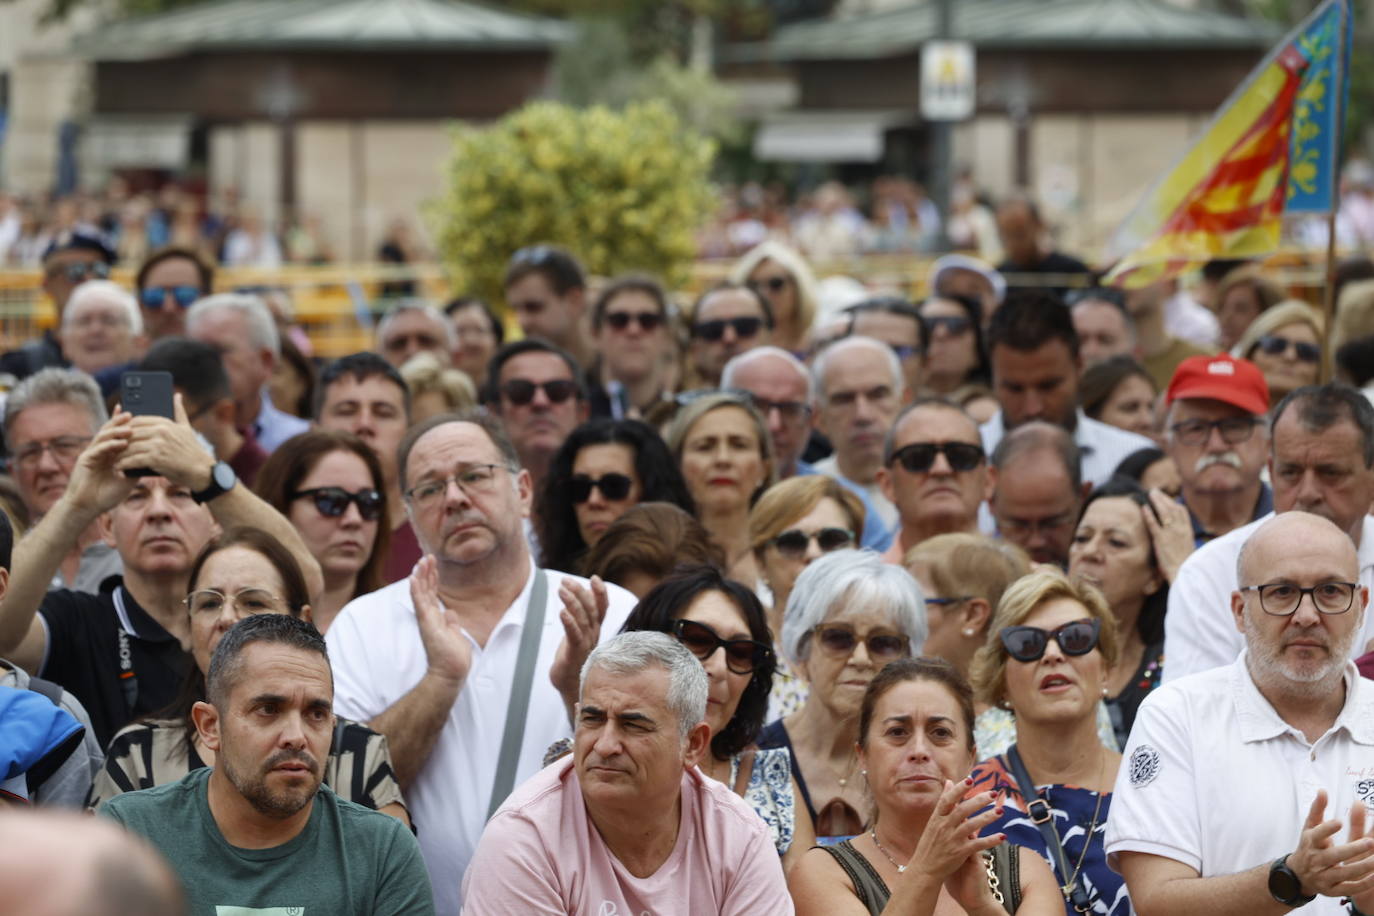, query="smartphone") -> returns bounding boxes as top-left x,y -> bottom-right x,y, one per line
120,371 -> 175,477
